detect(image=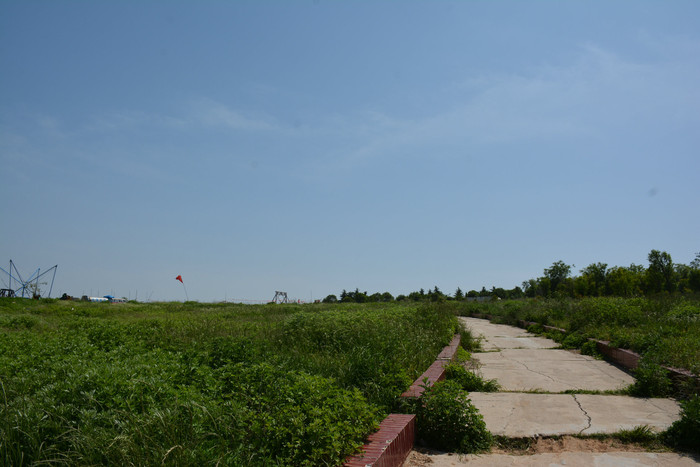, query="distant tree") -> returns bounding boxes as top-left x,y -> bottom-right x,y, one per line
508,286 -> 524,299
491,286 -> 507,299
580,263 -> 608,296
691,252 -> 700,269
537,277 -> 552,297
479,287 -> 489,297
429,286 -> 445,302
646,250 -> 676,293
544,261 -> 572,294
408,291 -> 423,301
675,264 -> 695,293
467,289 -> 479,298
606,265 -> 644,297
322,294 -> 338,303
381,291 -> 394,302
454,287 -> 464,300
688,253 -> 700,292
395,294 -> 408,301
521,280 -> 537,298
573,275 -> 591,297
352,288 -> 368,303
369,292 -> 383,302
556,277 -> 576,298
